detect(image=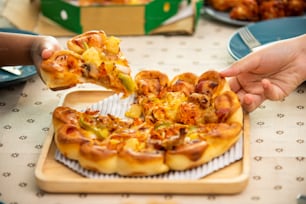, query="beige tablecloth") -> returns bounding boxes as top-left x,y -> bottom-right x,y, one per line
0,8 -> 305,204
